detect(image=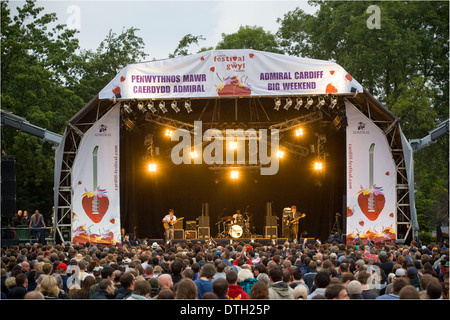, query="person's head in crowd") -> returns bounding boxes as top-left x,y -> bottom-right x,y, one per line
175,278 -> 197,299
399,285 -> 420,299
